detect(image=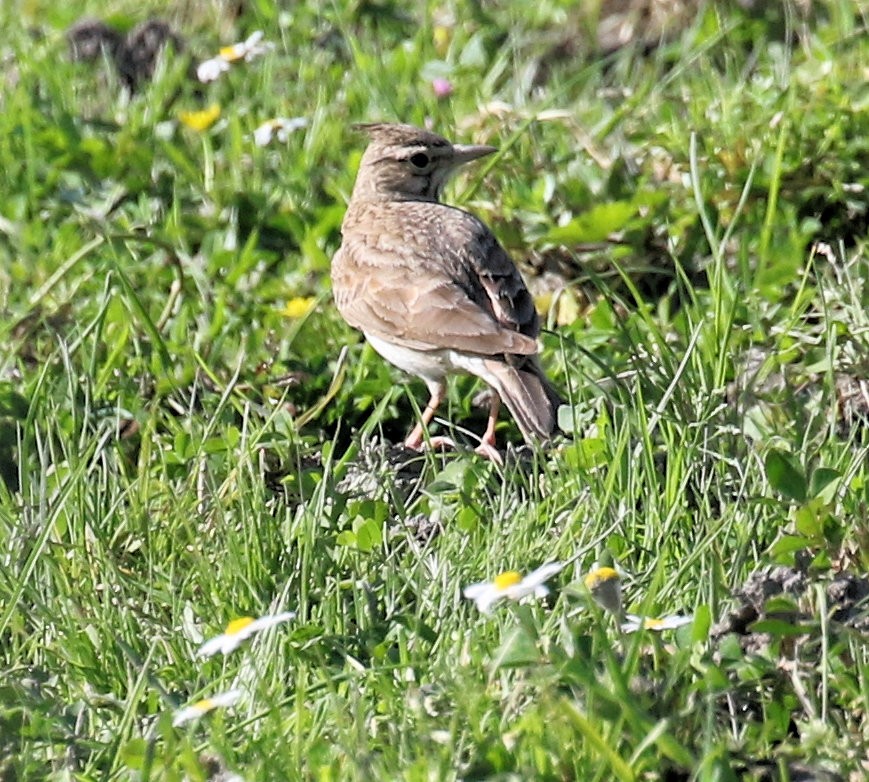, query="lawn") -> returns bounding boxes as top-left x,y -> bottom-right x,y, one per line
1,1 -> 868,779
